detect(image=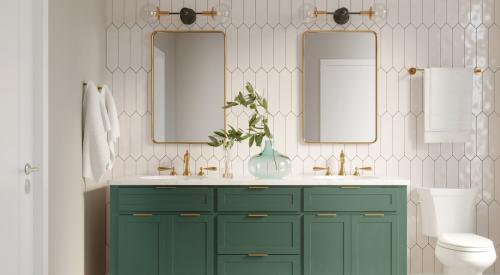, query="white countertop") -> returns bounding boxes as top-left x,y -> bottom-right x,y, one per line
109,175 -> 409,186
